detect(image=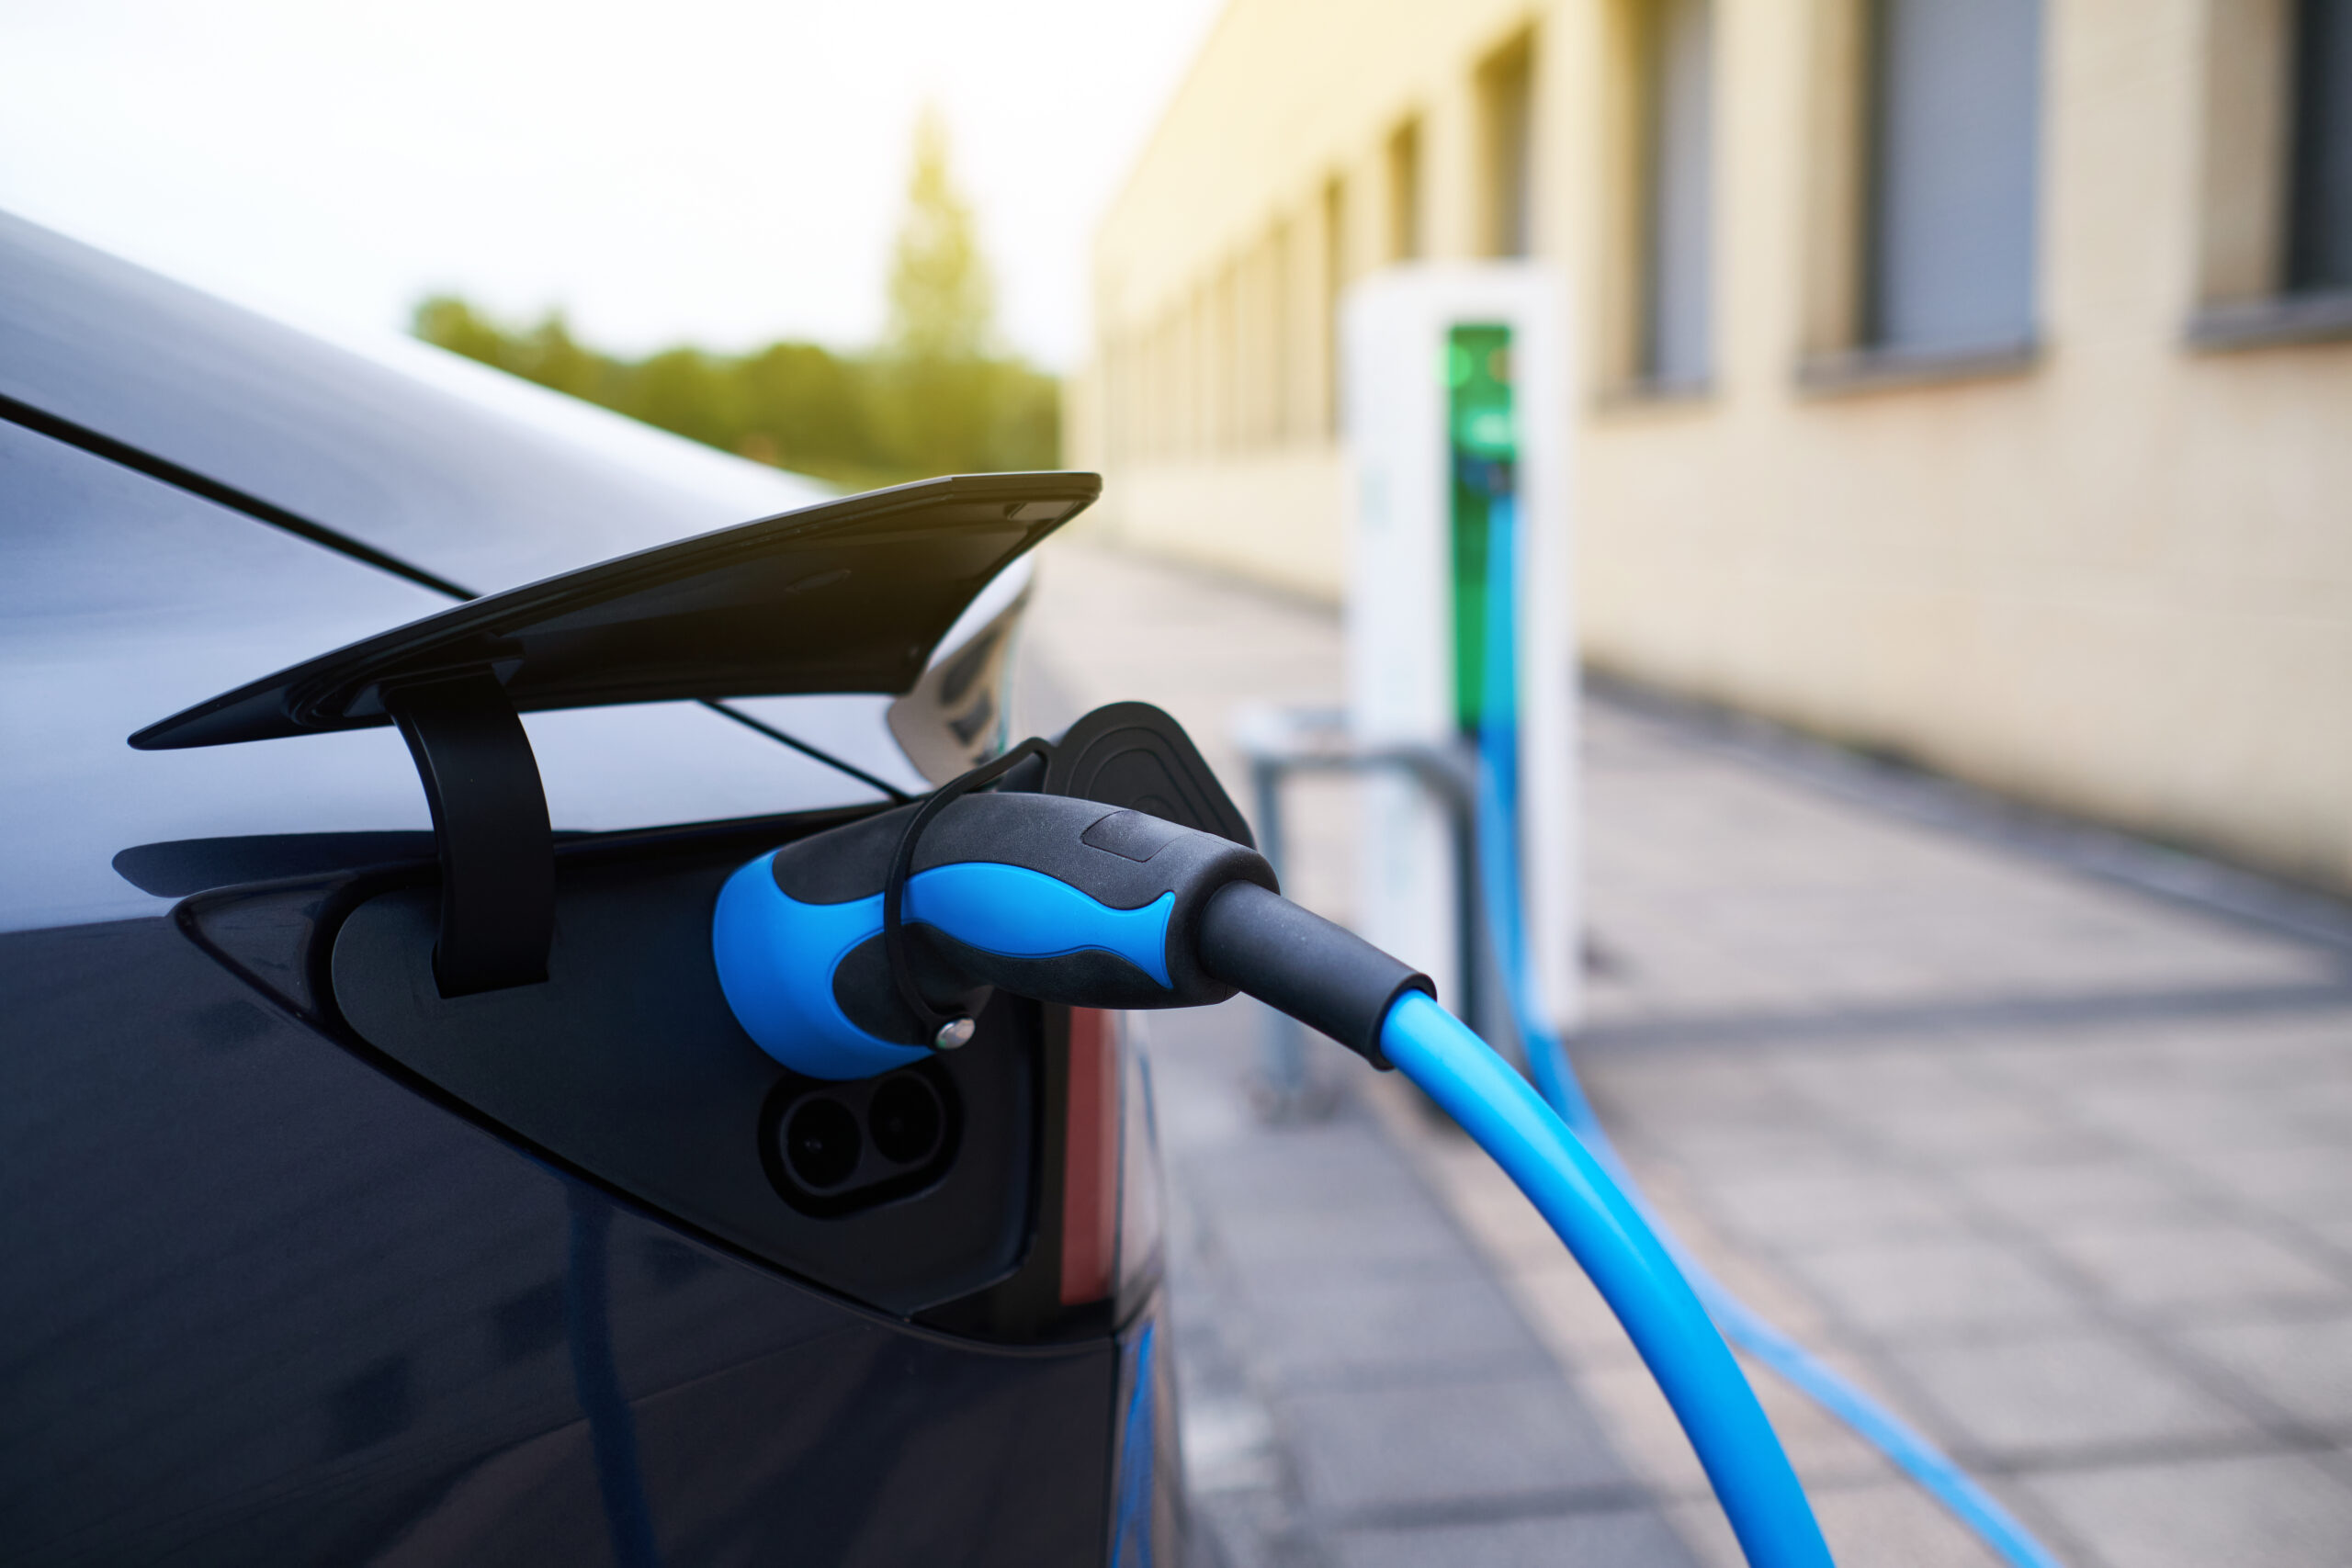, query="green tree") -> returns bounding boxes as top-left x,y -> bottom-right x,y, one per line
411,296 -> 508,367
884,105 -> 995,362
740,341 -> 871,475
868,107 -> 1060,478
630,346 -> 735,451
411,296 -> 607,403
409,106 -> 1057,491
